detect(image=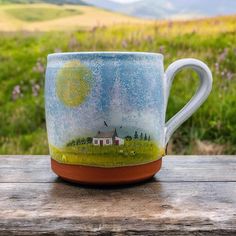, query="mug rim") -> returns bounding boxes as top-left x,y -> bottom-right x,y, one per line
48,51 -> 164,60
